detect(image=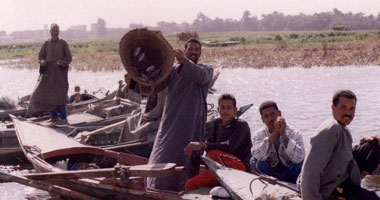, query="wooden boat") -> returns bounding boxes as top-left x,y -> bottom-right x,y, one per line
0,103 -> 253,166
0,90 -> 116,122
0,112 -> 133,165
202,155 -> 301,200
10,116 -> 214,200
